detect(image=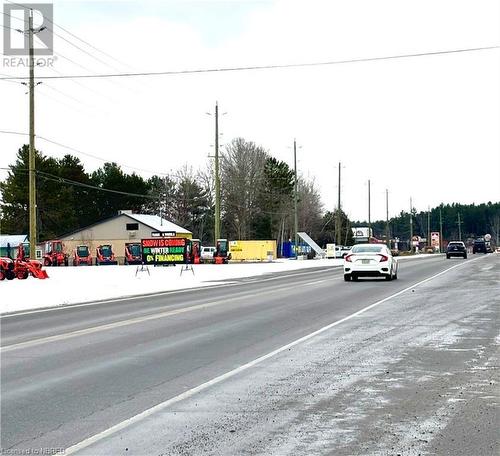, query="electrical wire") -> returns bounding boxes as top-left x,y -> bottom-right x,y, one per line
0,130 -> 171,176
0,46 -> 497,81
